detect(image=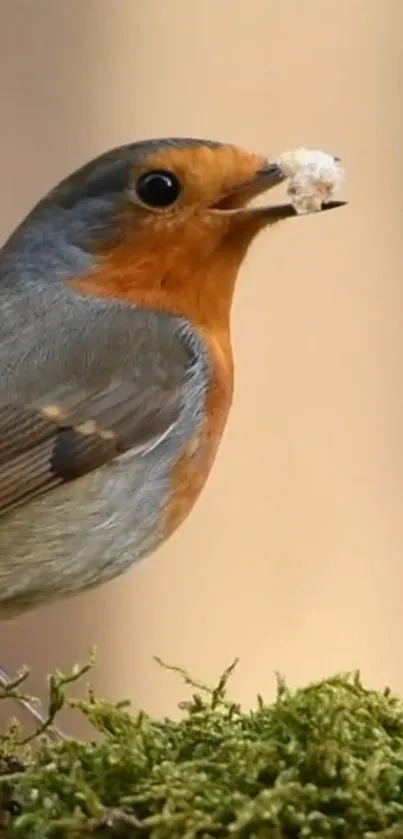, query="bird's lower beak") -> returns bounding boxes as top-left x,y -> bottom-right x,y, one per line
210,162 -> 346,221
